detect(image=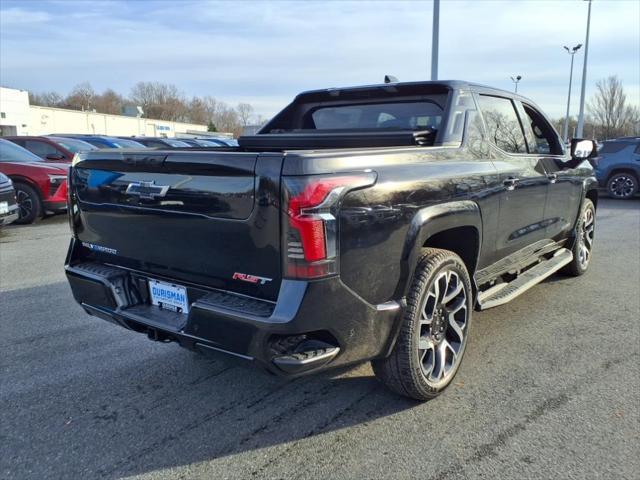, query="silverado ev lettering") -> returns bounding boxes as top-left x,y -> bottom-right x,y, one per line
65,80 -> 598,400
